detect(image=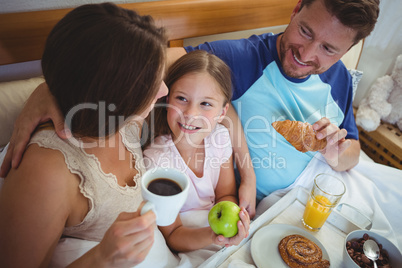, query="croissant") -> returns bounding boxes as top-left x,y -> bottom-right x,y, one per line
272,120 -> 327,153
